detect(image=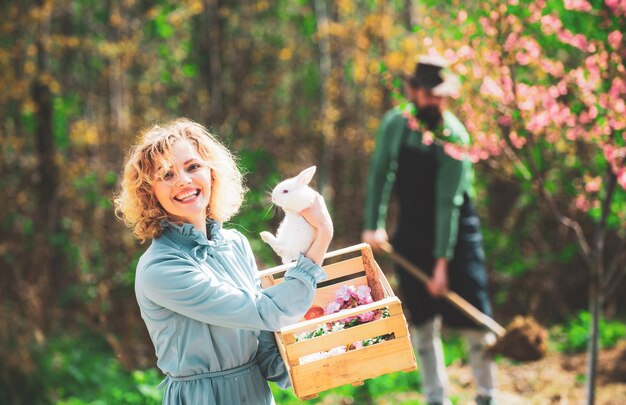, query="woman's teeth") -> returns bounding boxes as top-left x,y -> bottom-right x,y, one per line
175,190 -> 199,201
